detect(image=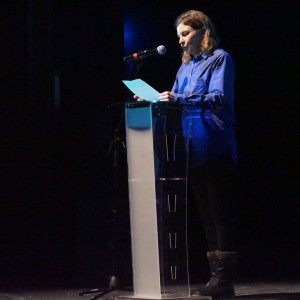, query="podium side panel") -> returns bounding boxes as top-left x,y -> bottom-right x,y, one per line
153,104 -> 190,296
